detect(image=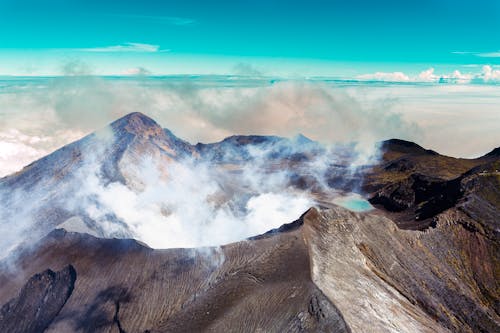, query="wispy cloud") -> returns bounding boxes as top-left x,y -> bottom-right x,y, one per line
77,42 -> 163,53
451,51 -> 475,55
476,51 -> 500,58
452,50 -> 500,58
109,14 -> 197,26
